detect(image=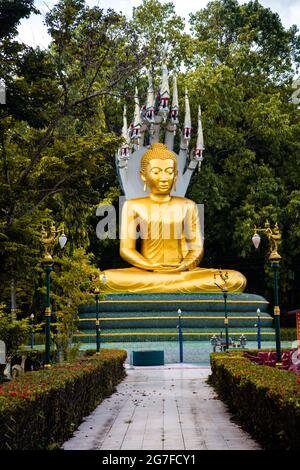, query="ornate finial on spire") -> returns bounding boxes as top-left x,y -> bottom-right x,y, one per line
196,106 -> 204,153
183,88 -> 192,144
122,104 -> 128,140
193,105 -> 205,169
158,62 -> 170,121
118,105 -> 131,162
130,87 -> 142,148
144,70 -> 155,124
170,75 -> 179,124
